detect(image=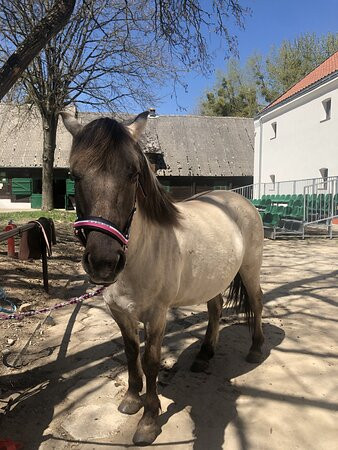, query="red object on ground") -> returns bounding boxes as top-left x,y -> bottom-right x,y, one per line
4,222 -> 17,258
0,439 -> 23,450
